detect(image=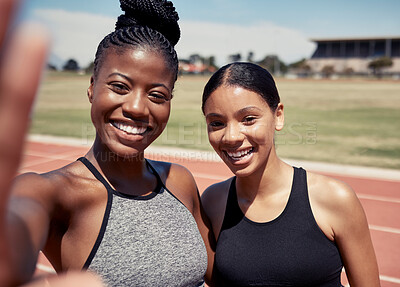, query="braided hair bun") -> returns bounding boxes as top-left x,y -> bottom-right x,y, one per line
116,0 -> 180,47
